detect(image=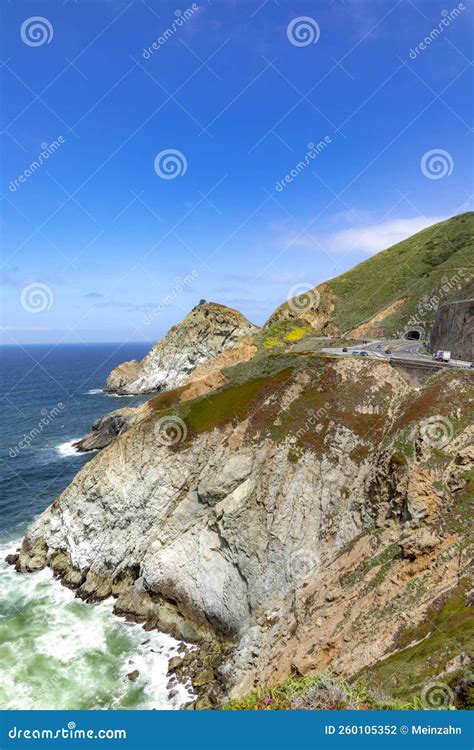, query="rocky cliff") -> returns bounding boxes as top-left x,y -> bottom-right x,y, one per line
16,352 -> 473,707
105,302 -> 258,395
429,298 -> 474,361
